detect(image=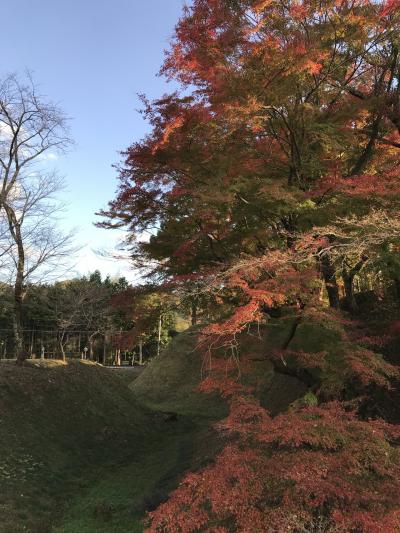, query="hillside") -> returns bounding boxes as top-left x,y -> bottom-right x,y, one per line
131,326 -> 309,417
0,360 -> 155,532
136,318 -> 400,532
3,316 -> 396,532
0,325 -> 311,533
